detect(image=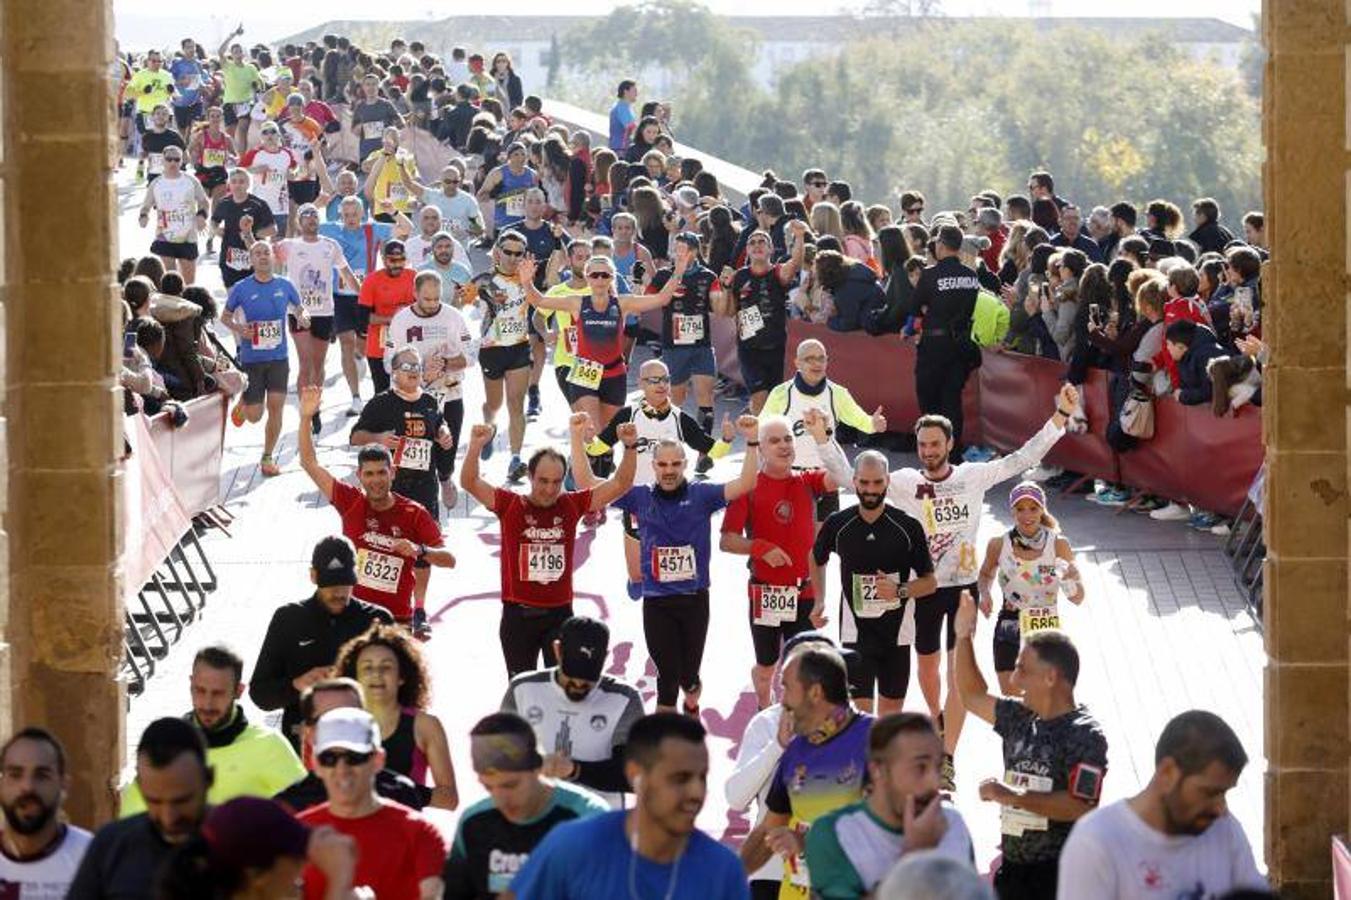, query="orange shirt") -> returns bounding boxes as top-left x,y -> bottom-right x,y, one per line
358,268 -> 415,358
